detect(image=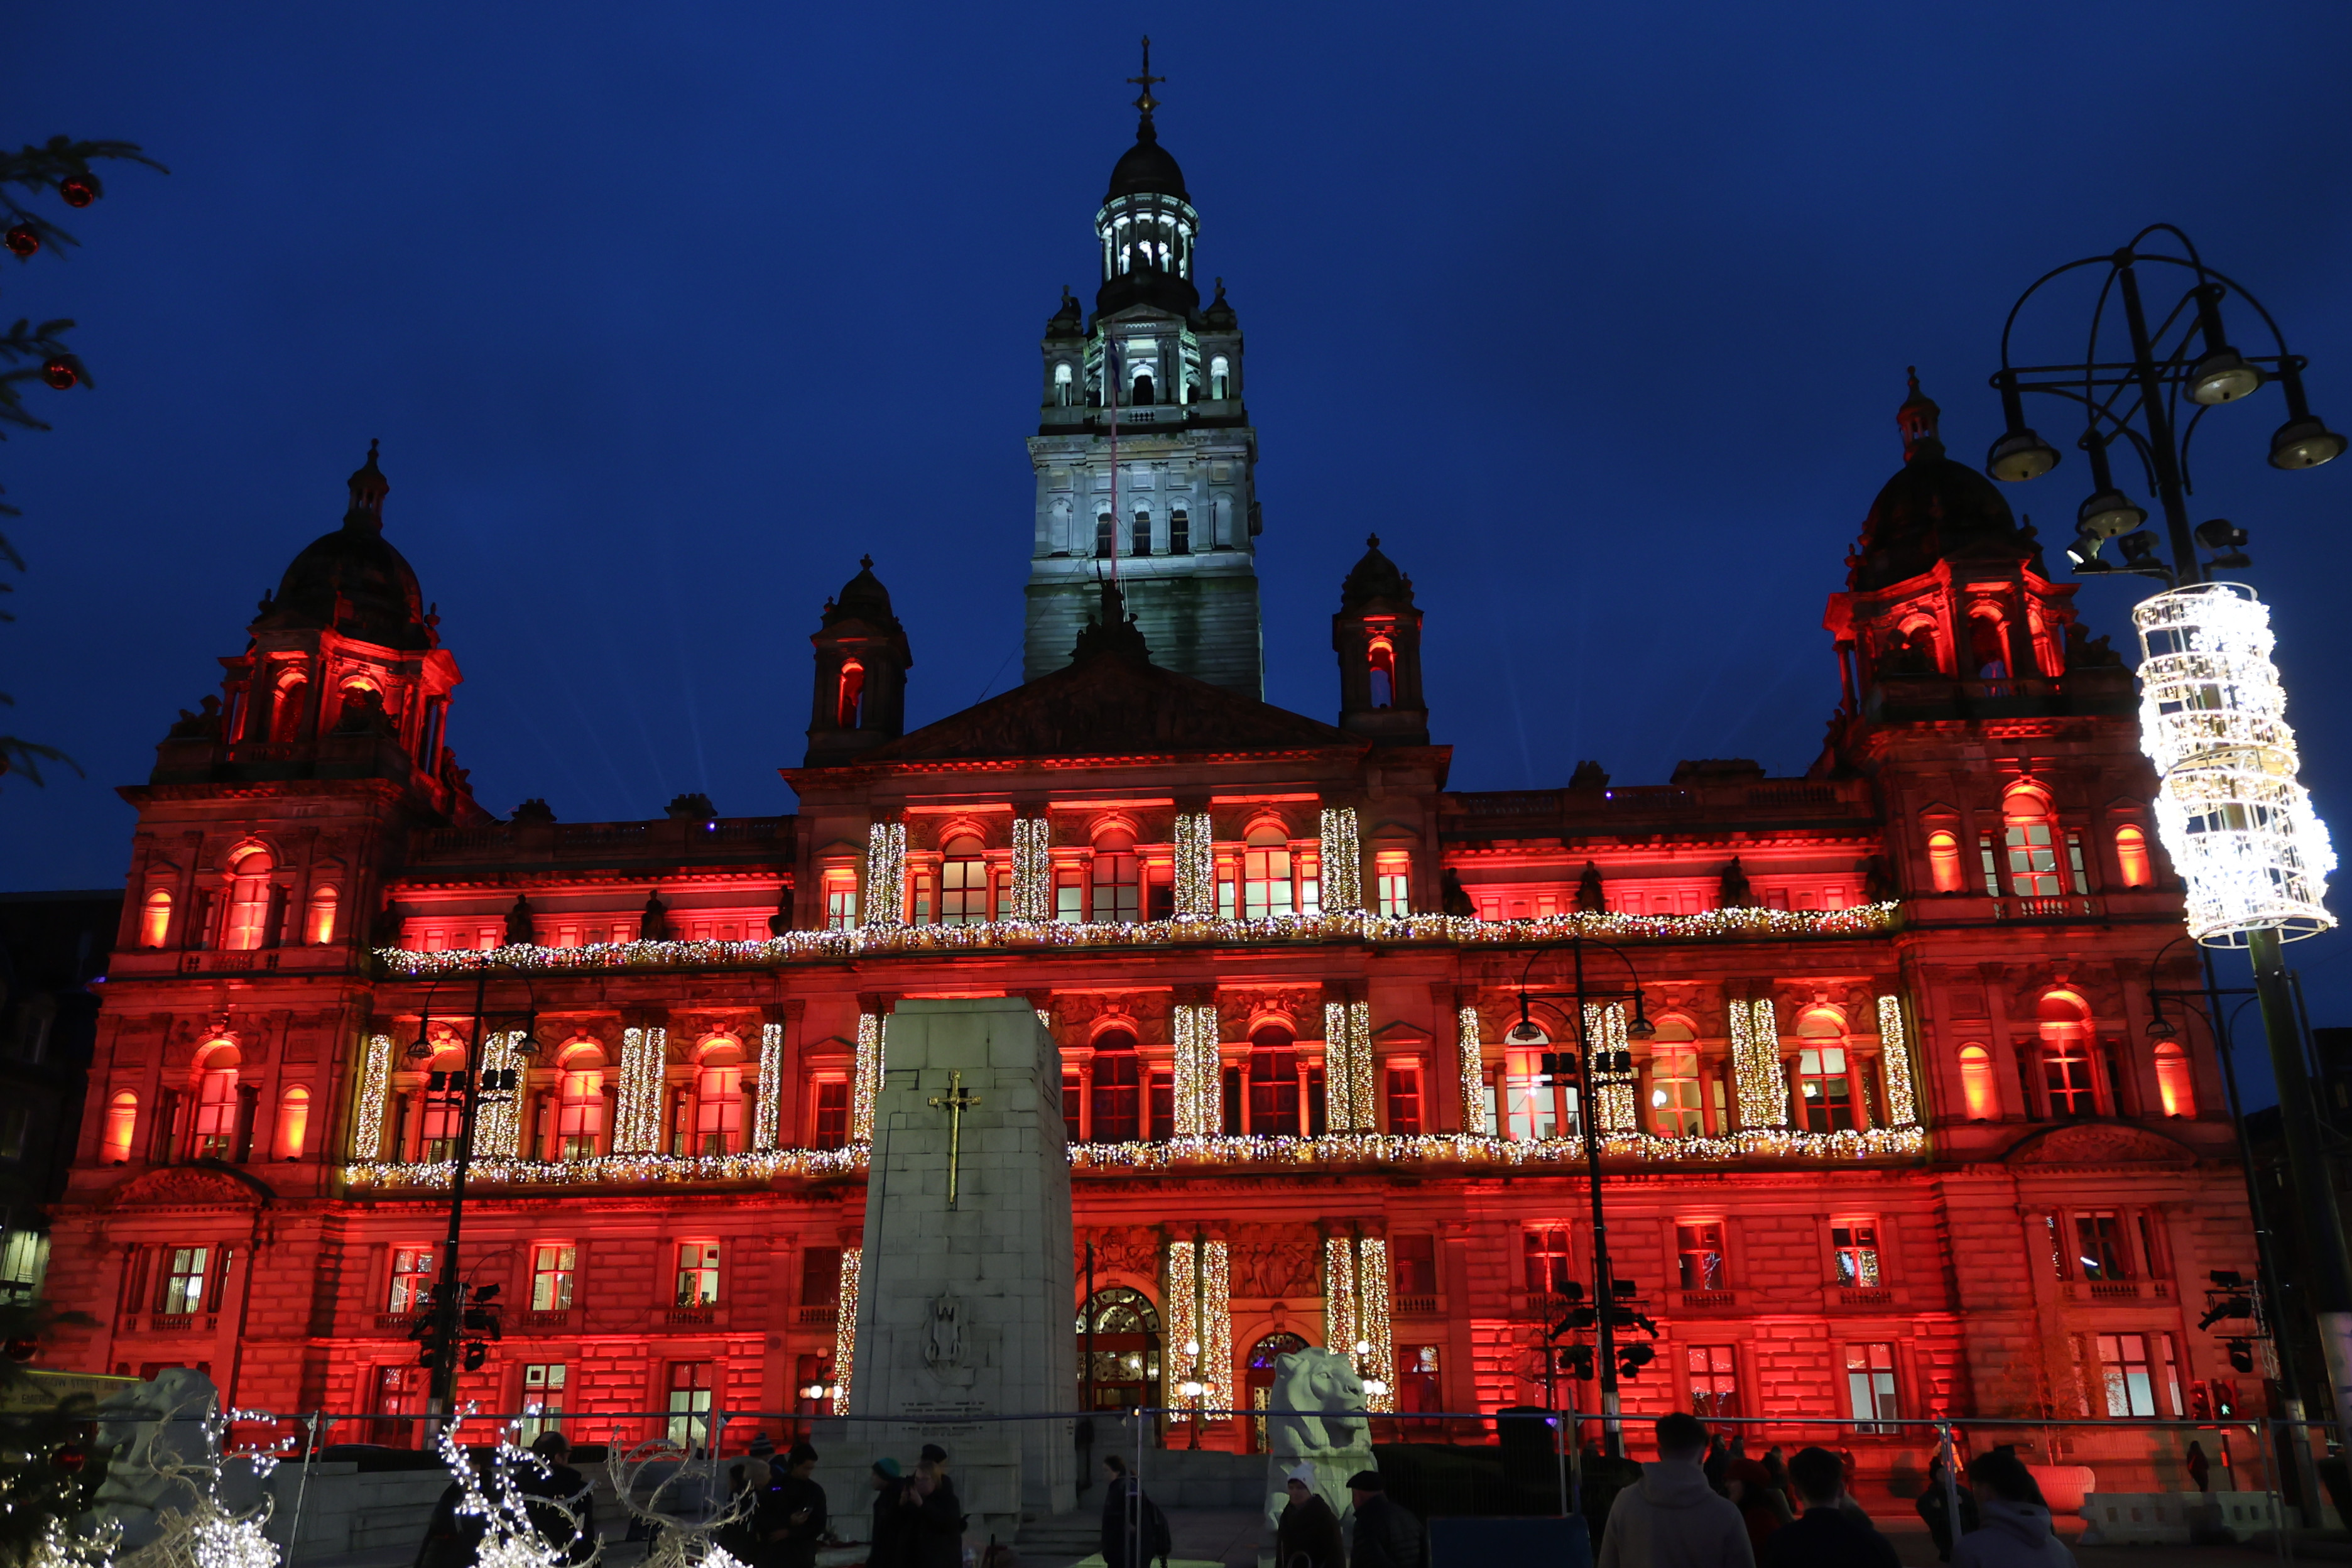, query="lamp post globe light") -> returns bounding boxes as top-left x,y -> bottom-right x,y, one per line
1985,223 -> 2352,1451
